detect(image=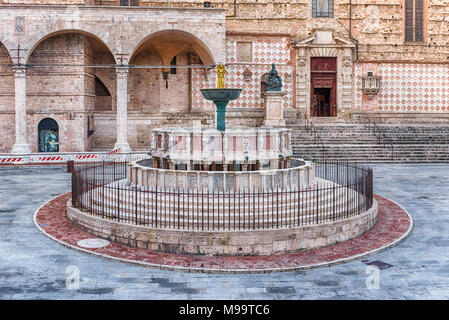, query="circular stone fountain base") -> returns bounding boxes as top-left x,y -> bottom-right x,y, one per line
66,199 -> 378,256
34,193 -> 412,273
